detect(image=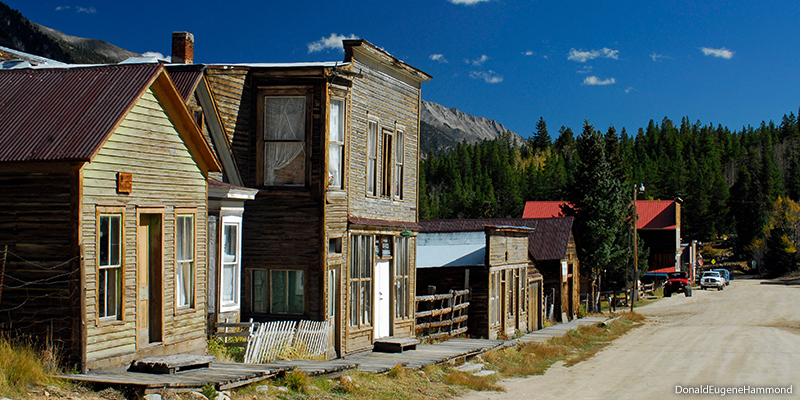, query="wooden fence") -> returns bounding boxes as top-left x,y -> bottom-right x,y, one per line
415,289 -> 469,341
215,320 -> 334,364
